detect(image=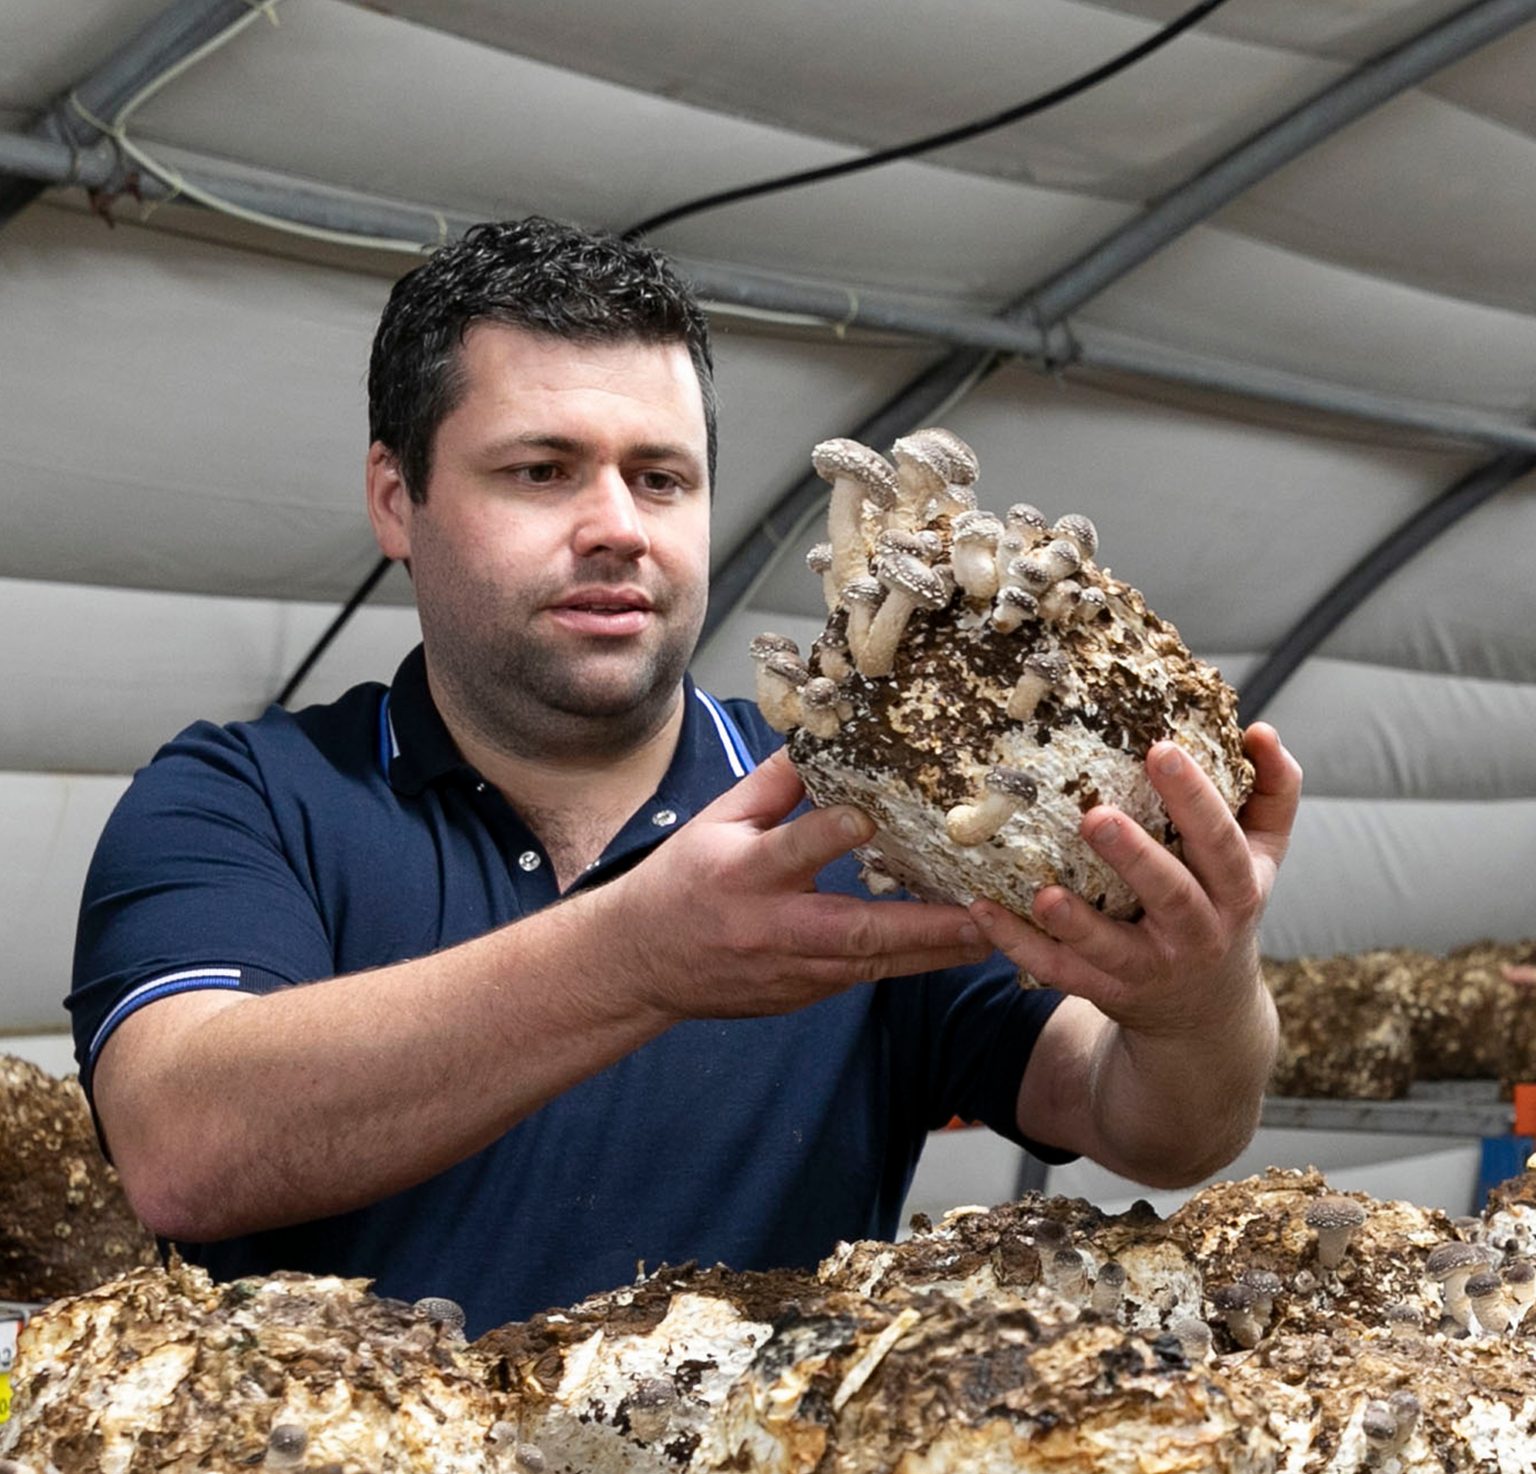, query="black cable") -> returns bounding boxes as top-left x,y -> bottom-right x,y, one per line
274,0 -> 1231,706
274,554 -> 393,709
622,0 -> 1234,240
